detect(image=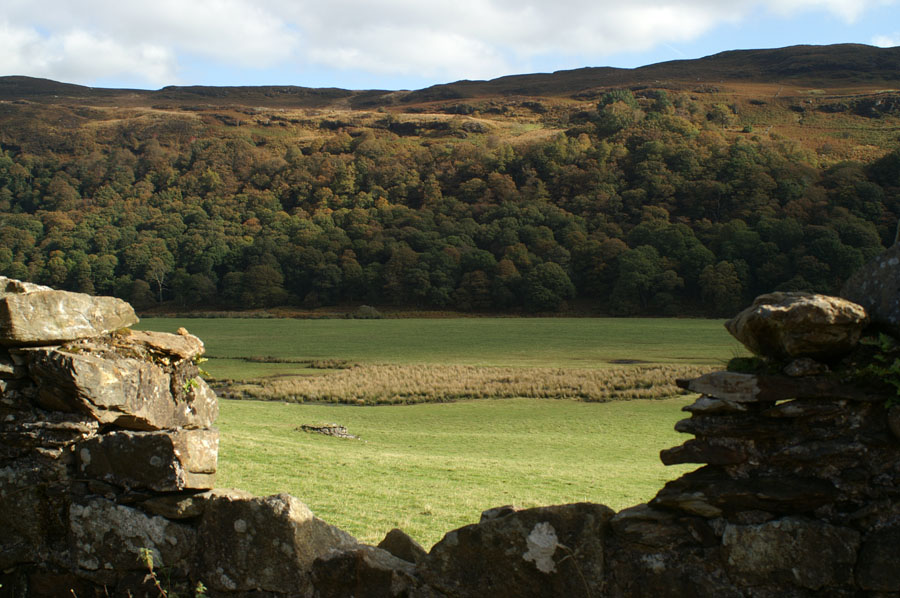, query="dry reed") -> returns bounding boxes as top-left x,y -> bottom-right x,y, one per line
215,364 -> 714,405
